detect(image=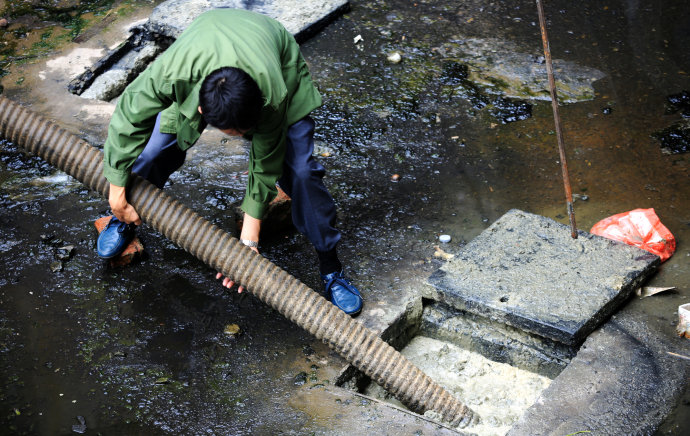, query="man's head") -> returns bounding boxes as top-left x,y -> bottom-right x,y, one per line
198,67 -> 263,134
